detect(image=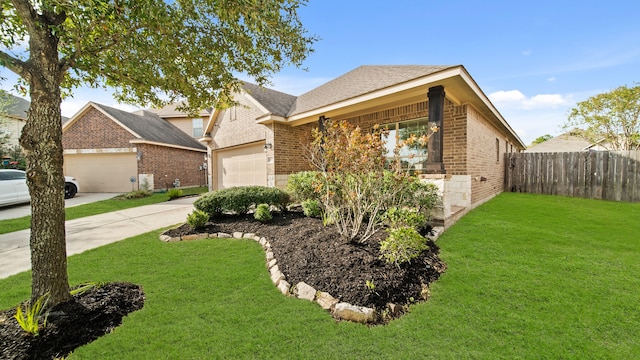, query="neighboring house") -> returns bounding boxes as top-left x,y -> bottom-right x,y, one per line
146,102 -> 211,139
525,132 -> 607,152
202,65 -> 526,227
0,94 -> 29,164
62,102 -> 207,193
